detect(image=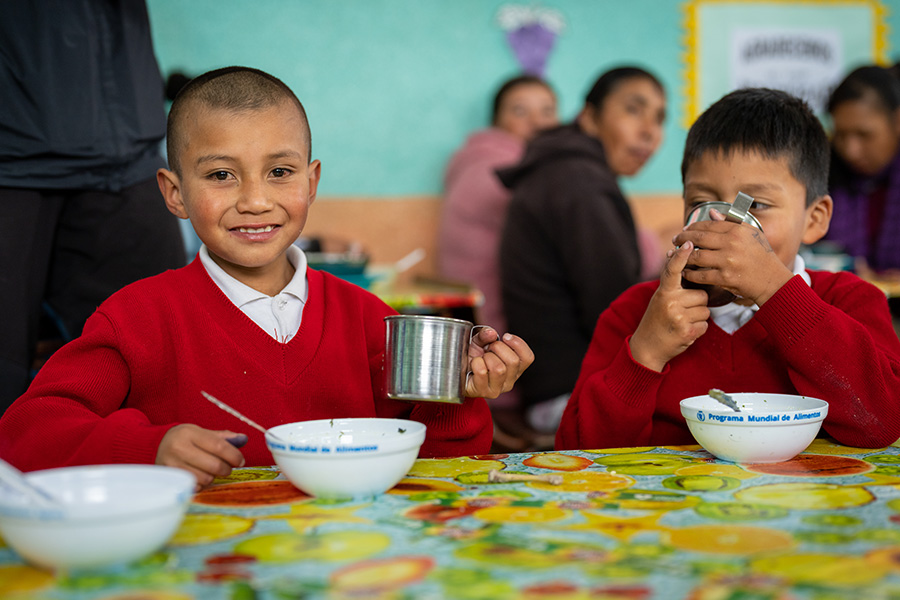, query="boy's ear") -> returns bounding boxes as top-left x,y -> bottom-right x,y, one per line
801,194 -> 834,245
157,168 -> 189,219
307,159 -> 322,206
